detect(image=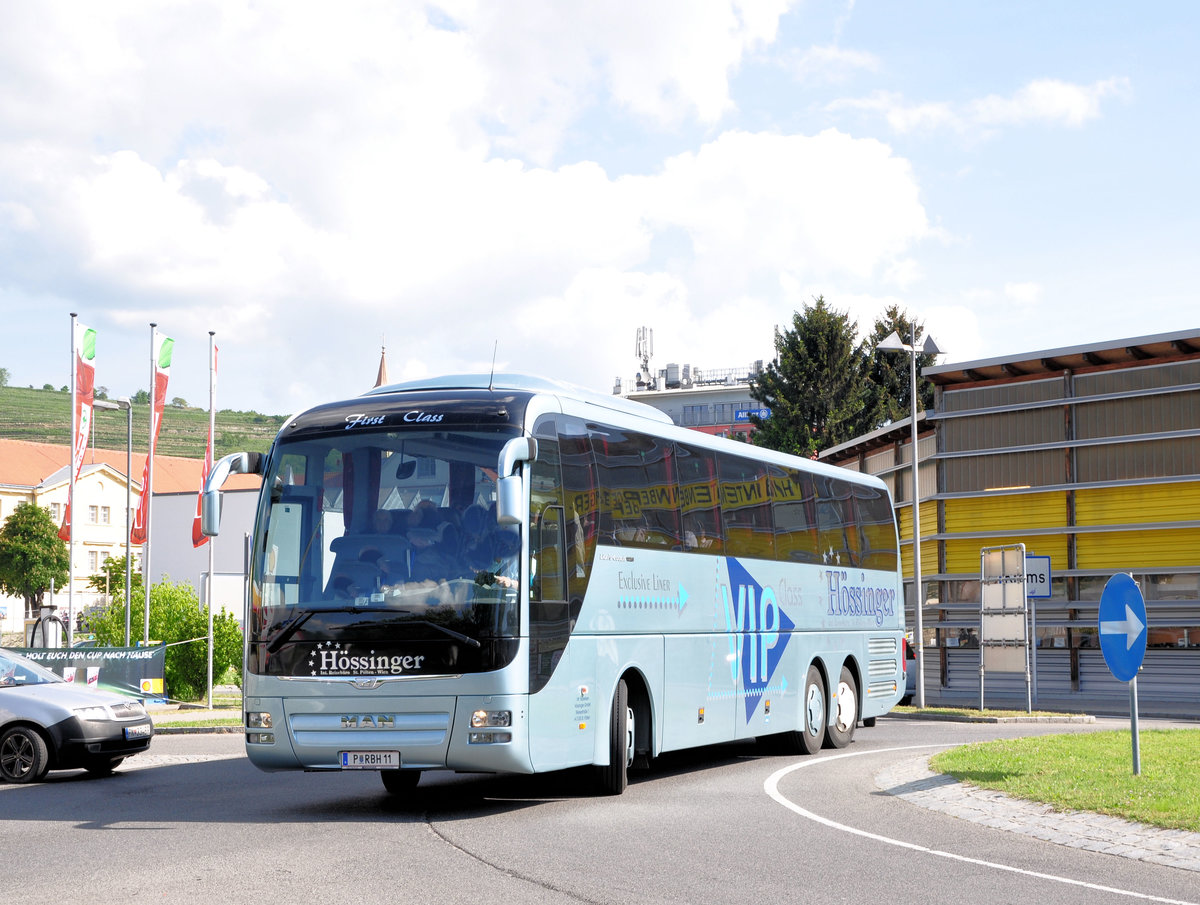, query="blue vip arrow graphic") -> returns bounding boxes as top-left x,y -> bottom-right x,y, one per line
1100,604 -> 1145,650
